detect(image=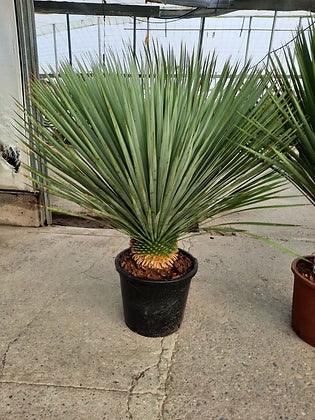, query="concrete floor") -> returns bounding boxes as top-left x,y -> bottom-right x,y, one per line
0,198 -> 314,419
